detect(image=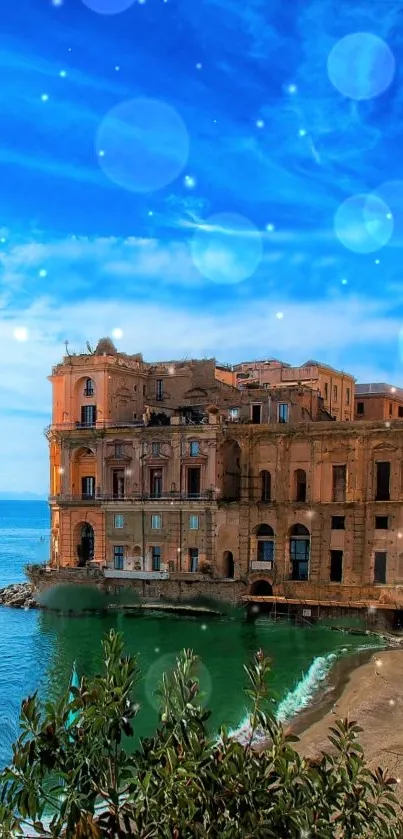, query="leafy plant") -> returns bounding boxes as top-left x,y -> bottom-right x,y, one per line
1,630 -> 402,838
